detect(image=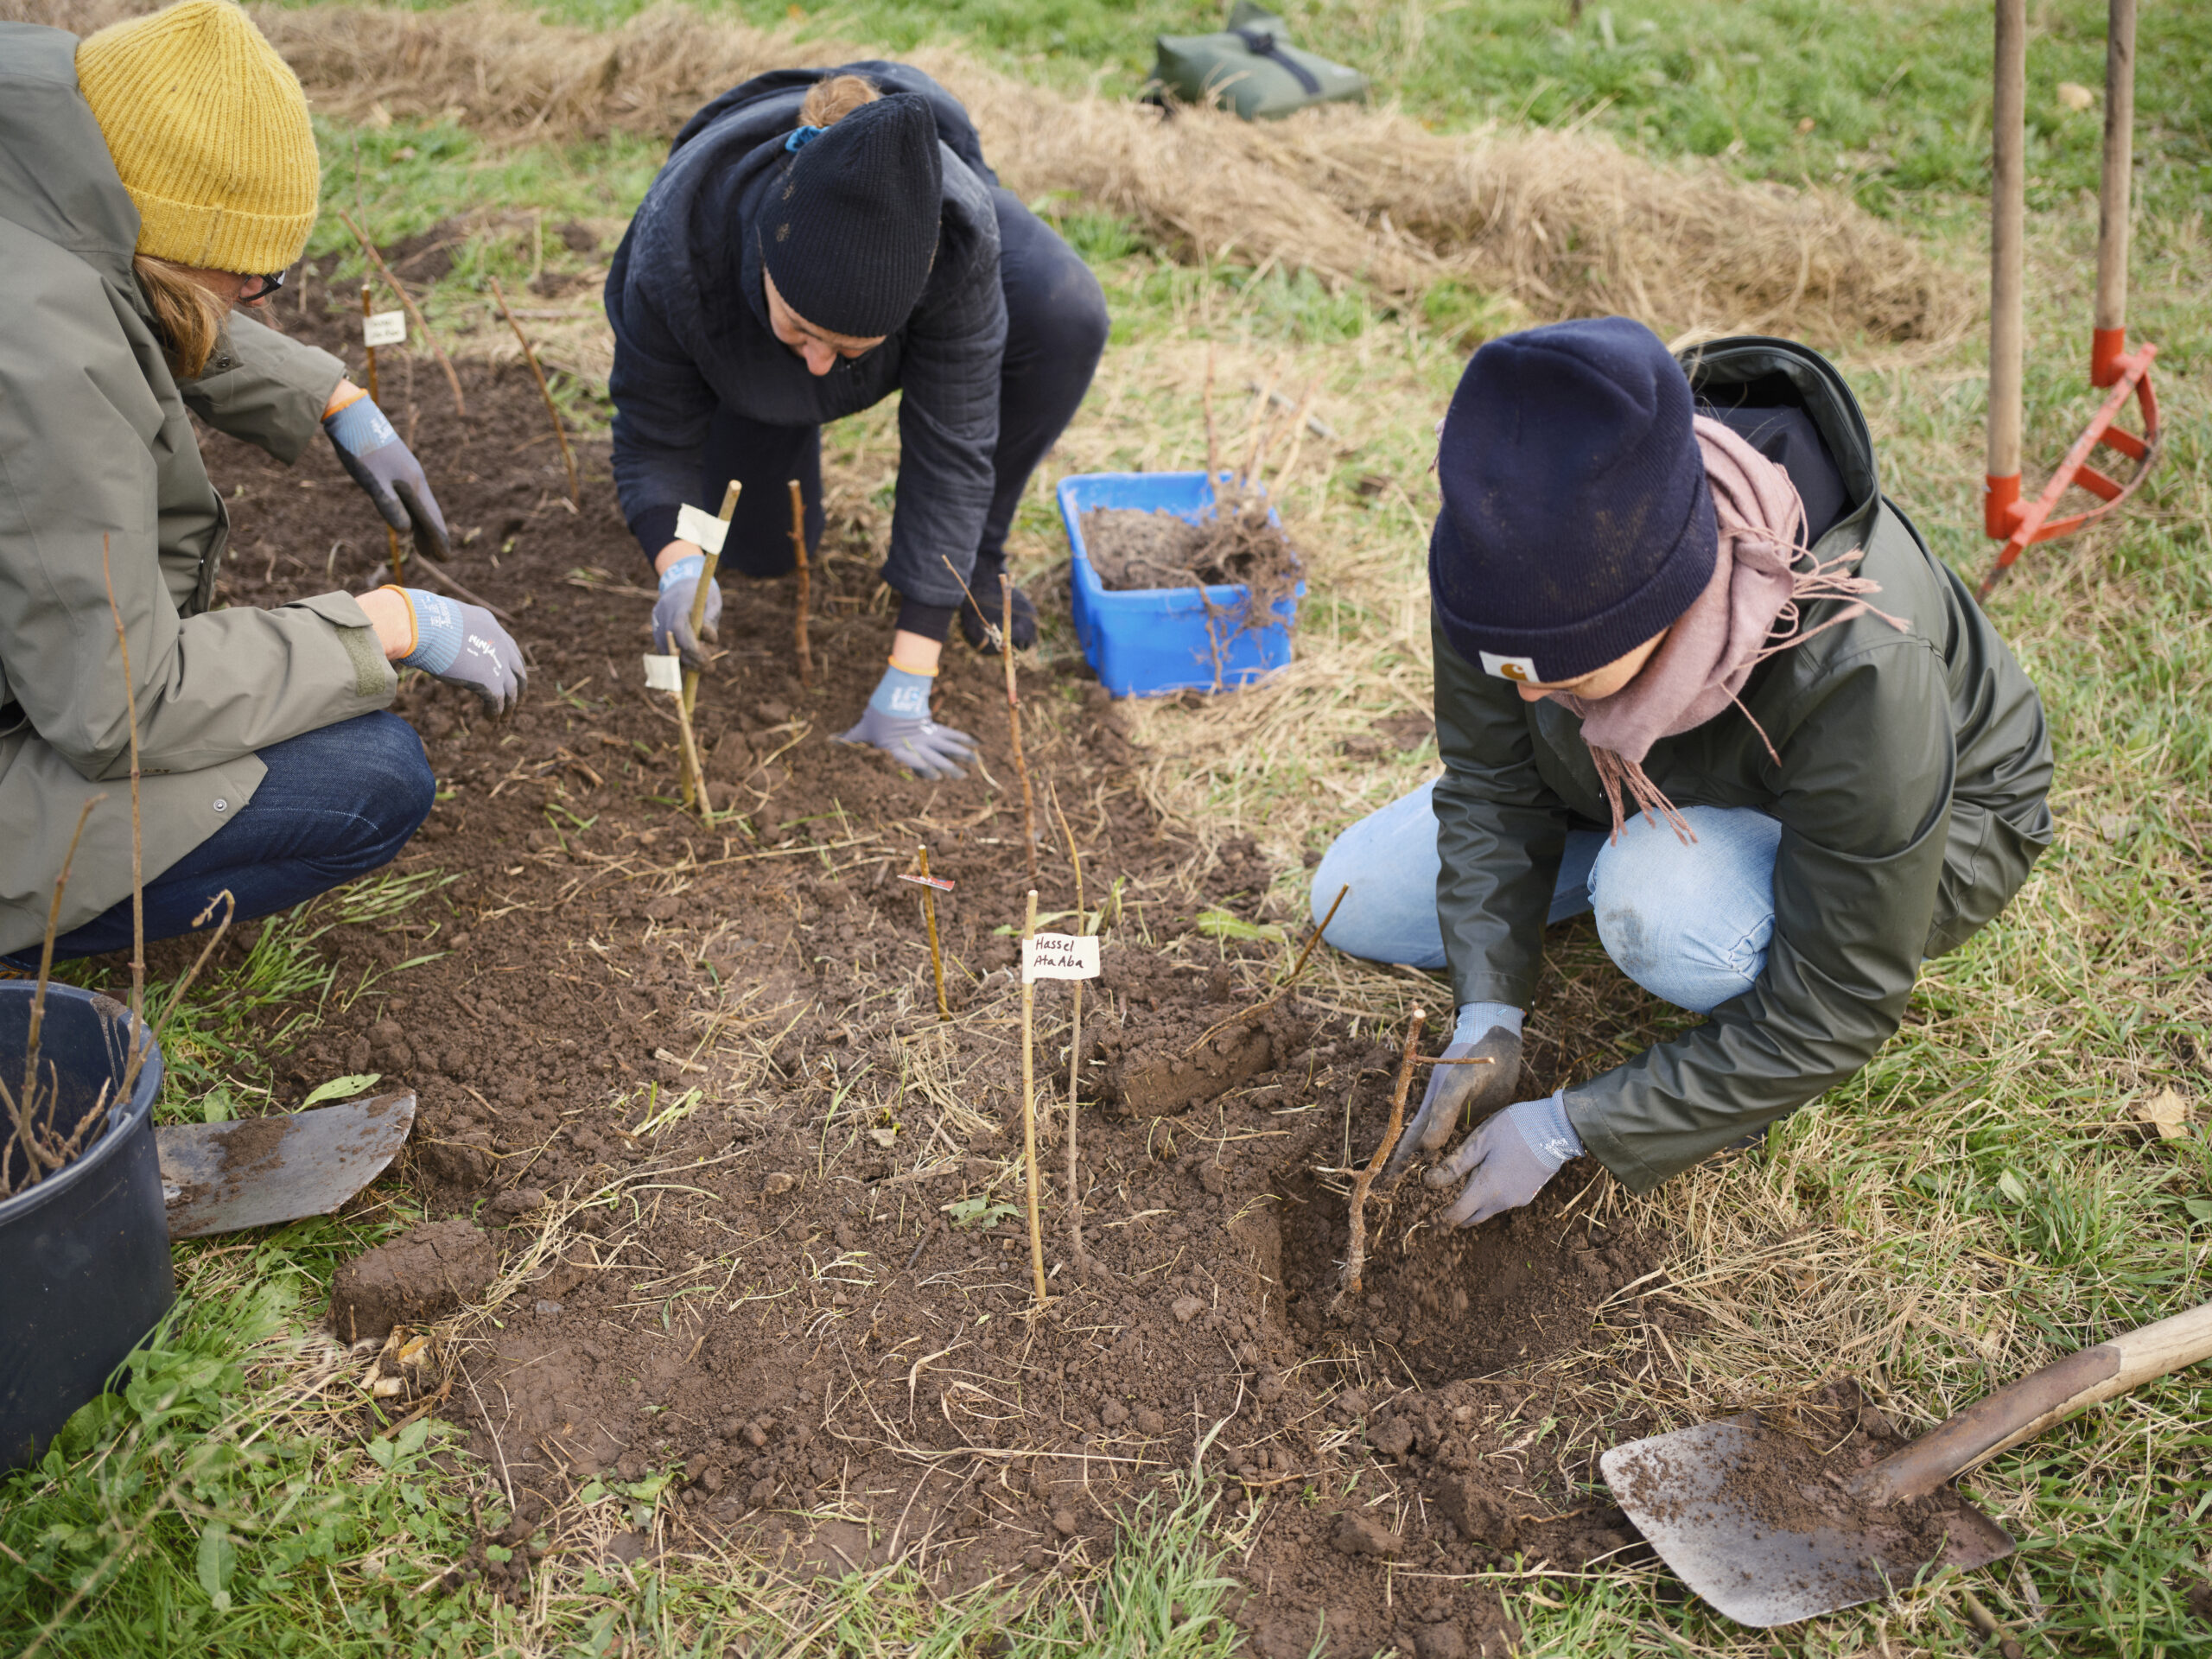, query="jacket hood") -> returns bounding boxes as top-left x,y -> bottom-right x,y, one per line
1677,335 -> 1880,528
0,23 -> 142,288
